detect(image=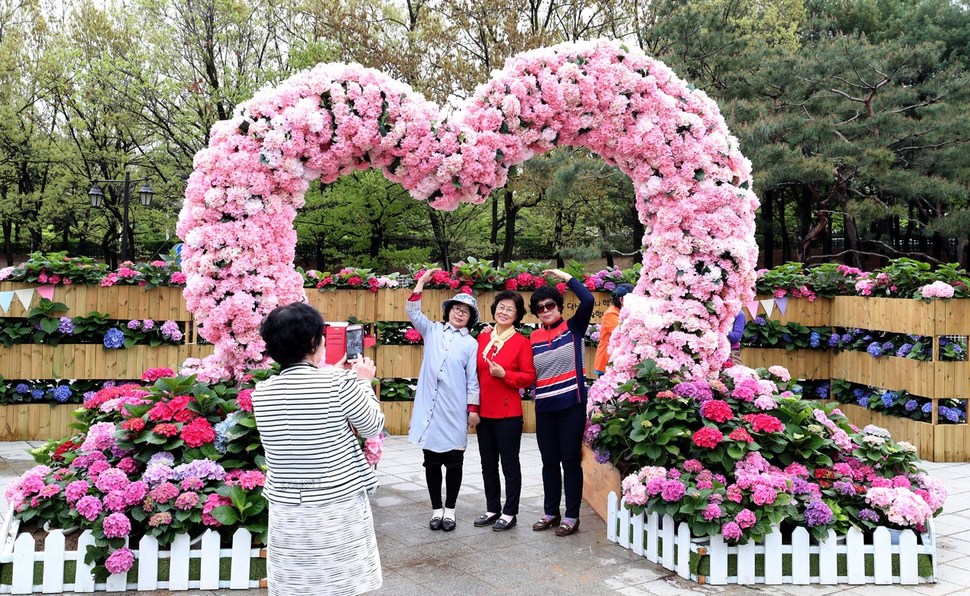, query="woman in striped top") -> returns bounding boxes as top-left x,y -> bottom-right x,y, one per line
253,302 -> 385,596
